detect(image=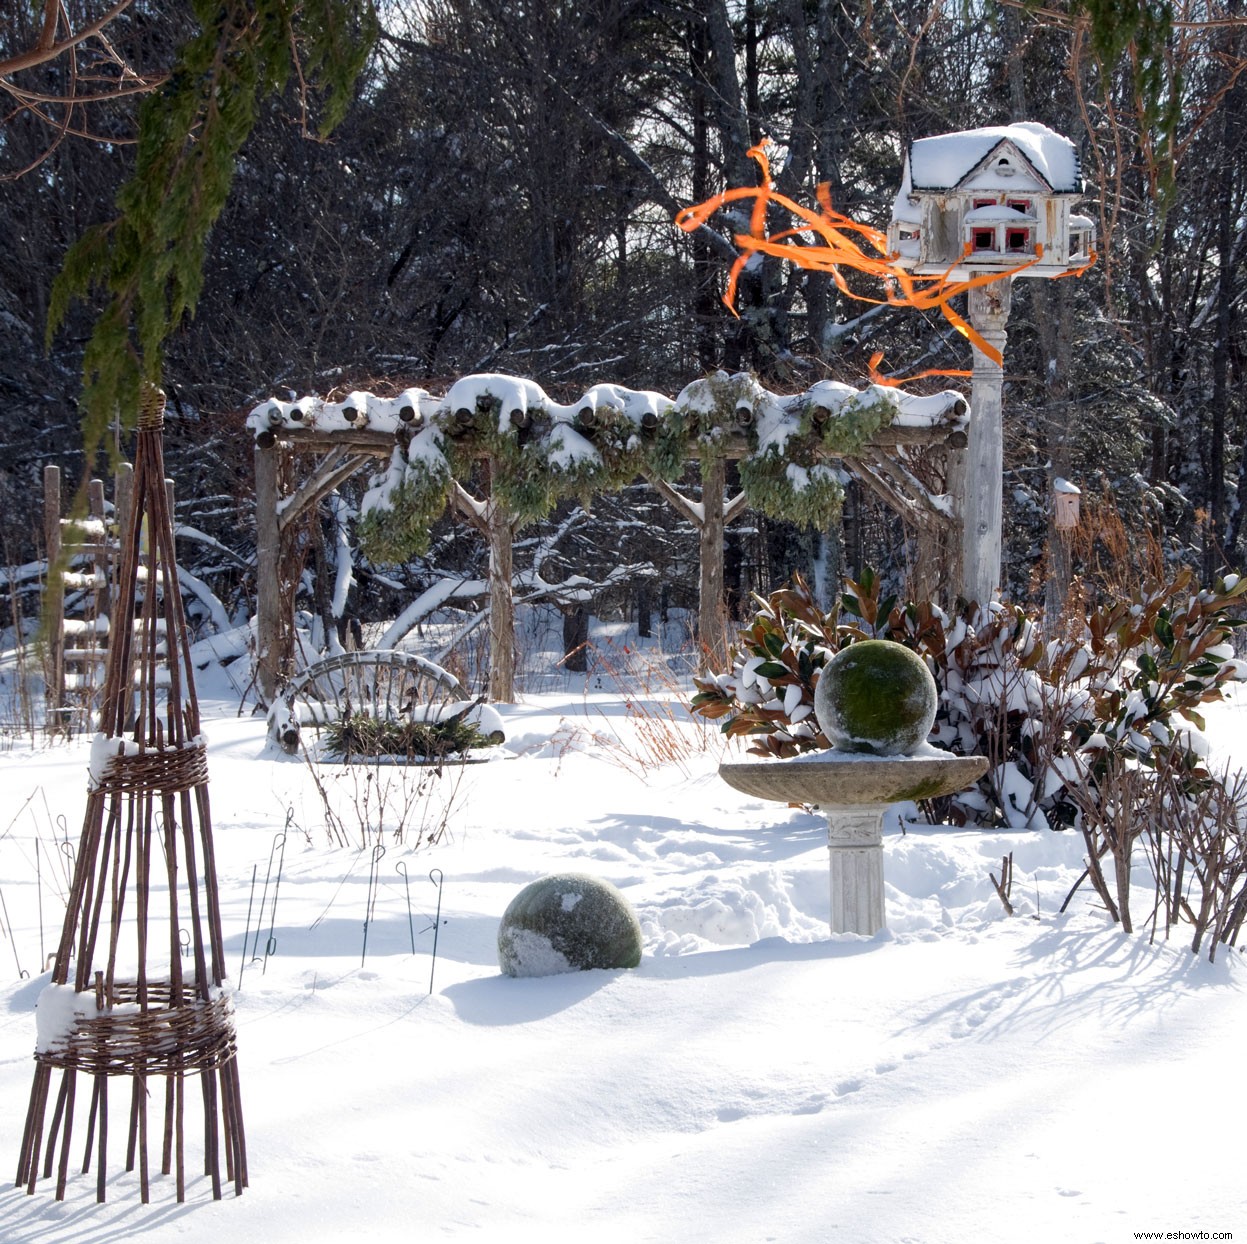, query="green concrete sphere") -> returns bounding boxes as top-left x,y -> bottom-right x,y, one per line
814,640 -> 937,756
498,873 -> 643,977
